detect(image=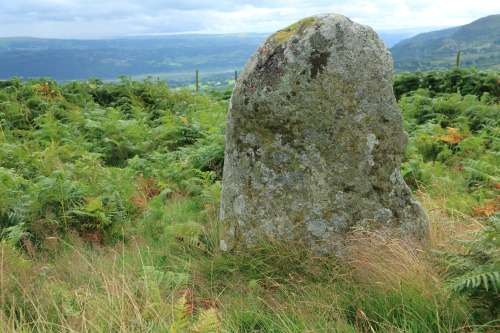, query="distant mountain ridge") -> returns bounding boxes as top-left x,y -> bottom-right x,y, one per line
0,30 -> 420,82
390,14 -> 500,72
0,34 -> 269,83
393,26 -> 461,47
1,15 -> 498,83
